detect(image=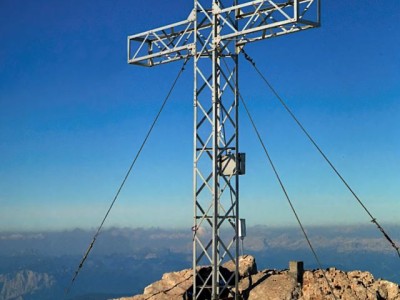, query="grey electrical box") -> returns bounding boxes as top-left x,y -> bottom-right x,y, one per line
239,218 -> 246,240
238,153 -> 245,175
220,153 -> 246,176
